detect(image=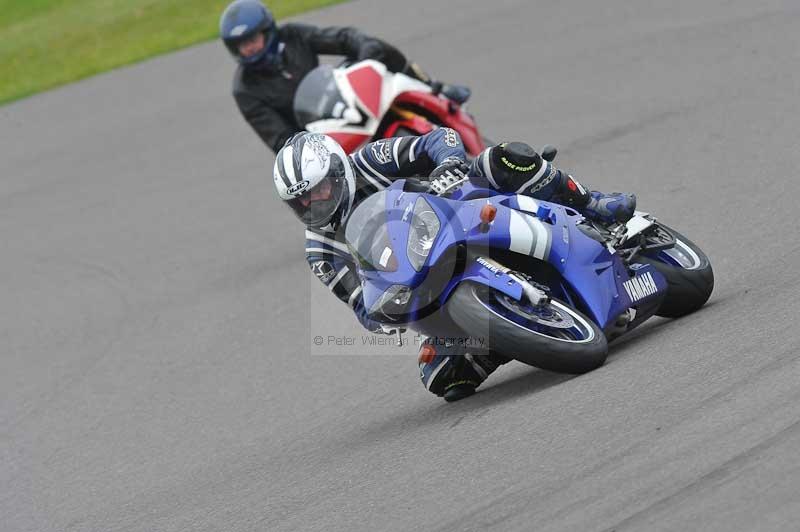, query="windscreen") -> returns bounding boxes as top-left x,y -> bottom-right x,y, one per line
344,191 -> 398,272
293,65 -> 349,128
